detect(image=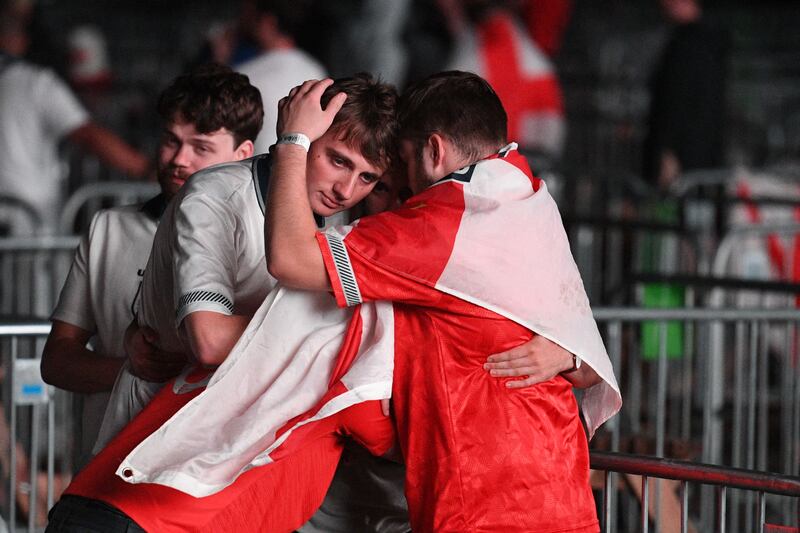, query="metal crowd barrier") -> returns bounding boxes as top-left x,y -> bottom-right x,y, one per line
564,215 -> 699,306
0,197 -> 42,239
2,306 -> 799,531
595,307 -> 800,532
0,321 -> 64,533
2,183 -> 159,317
0,237 -> 80,319
59,181 -> 159,235
592,451 -> 800,533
